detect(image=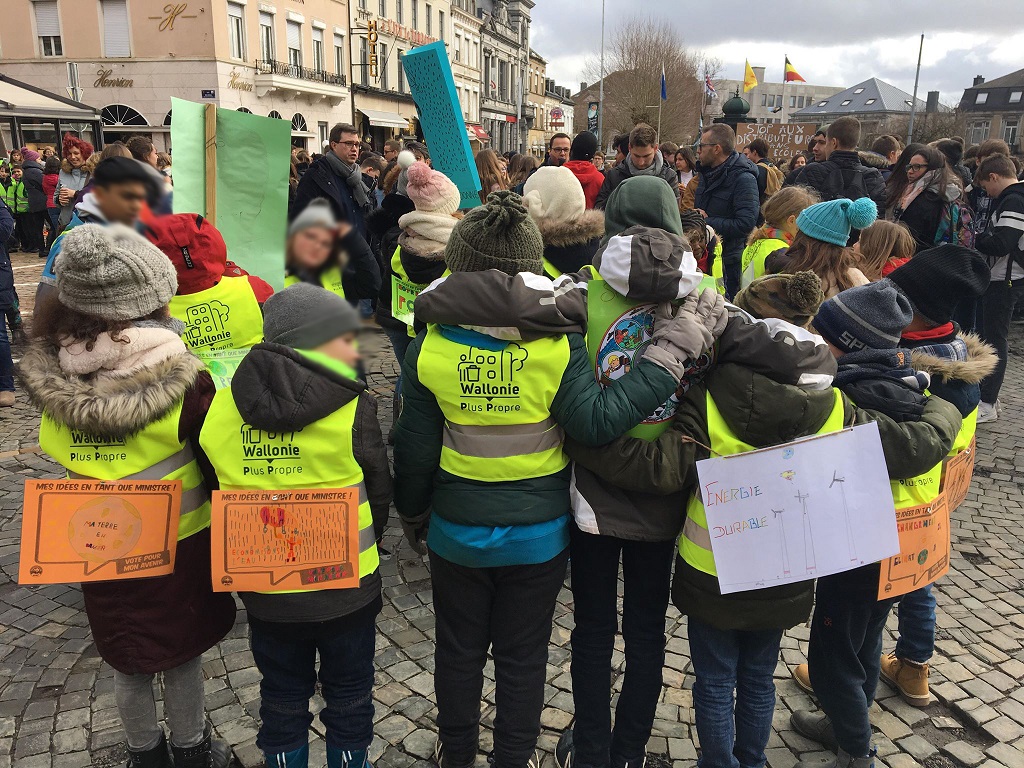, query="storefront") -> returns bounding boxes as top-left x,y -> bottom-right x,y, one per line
0,74 -> 103,157
466,123 -> 489,150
